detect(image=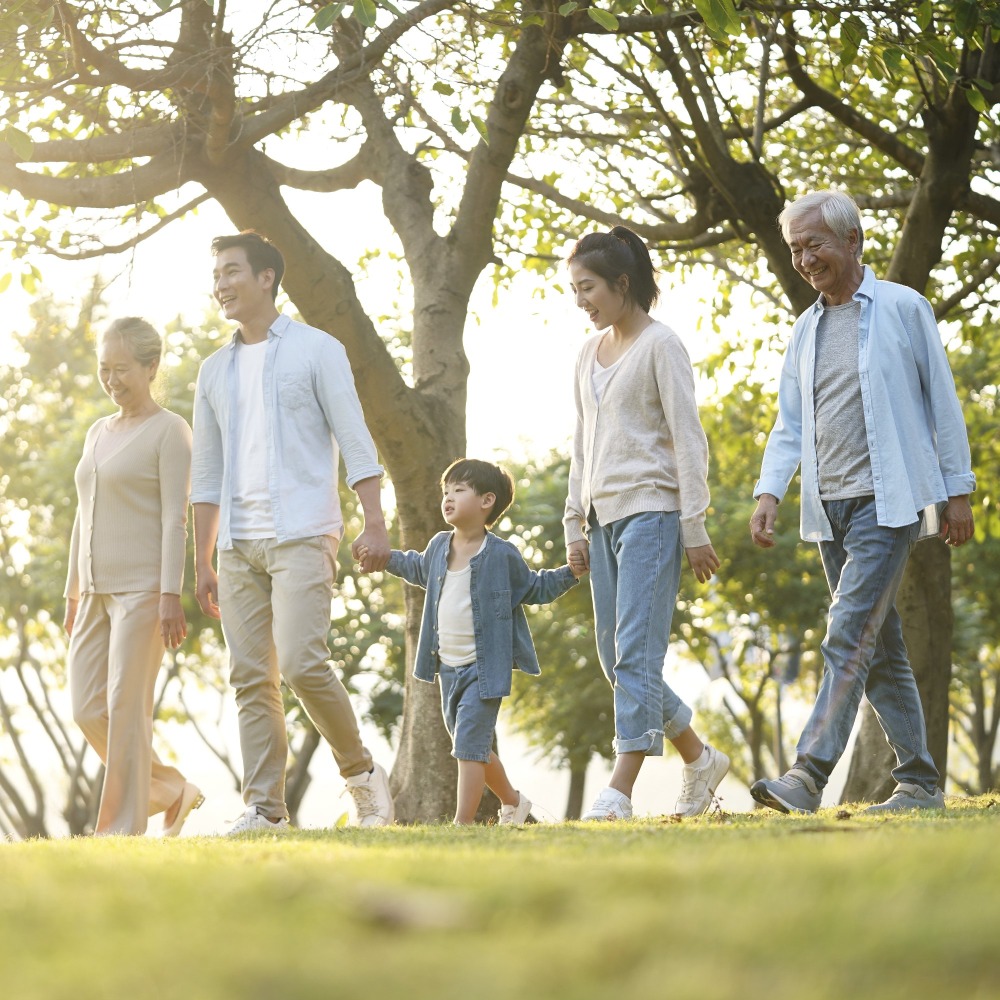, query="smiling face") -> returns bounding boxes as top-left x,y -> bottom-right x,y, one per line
786,209 -> 863,306
212,246 -> 275,328
568,262 -> 629,331
98,336 -> 156,411
441,479 -> 494,530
